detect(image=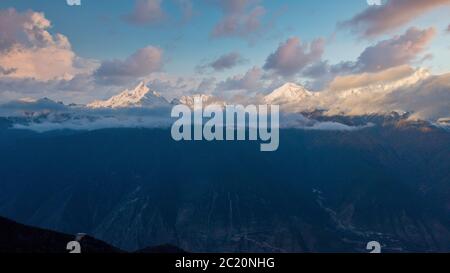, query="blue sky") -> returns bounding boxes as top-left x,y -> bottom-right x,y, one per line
0,1 -> 375,75
0,0 -> 449,103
